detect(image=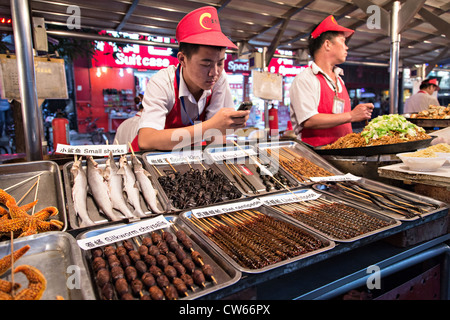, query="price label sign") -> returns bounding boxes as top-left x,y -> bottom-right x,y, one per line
145,151 -> 204,165
77,215 -> 170,250
55,144 -> 128,156
191,199 -> 262,219
309,173 -> 361,182
259,189 -> 322,206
